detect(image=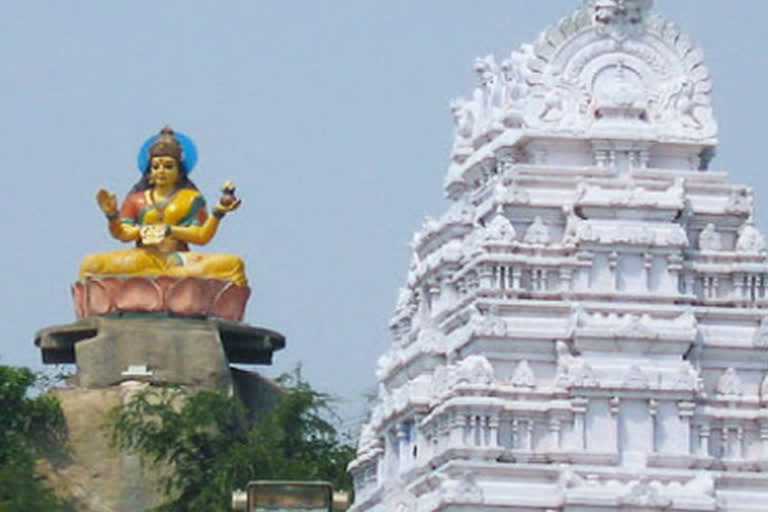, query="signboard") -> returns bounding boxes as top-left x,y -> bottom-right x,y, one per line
247,481 -> 333,512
